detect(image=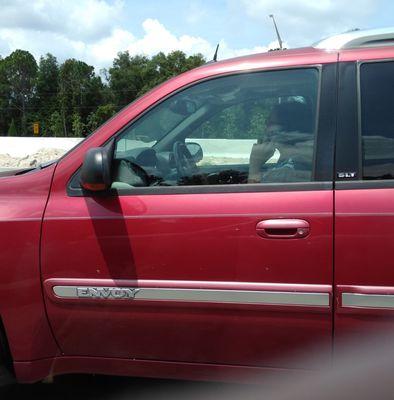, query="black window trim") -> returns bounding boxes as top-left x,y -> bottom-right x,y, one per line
336,58 -> 394,190
68,63 -> 337,197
